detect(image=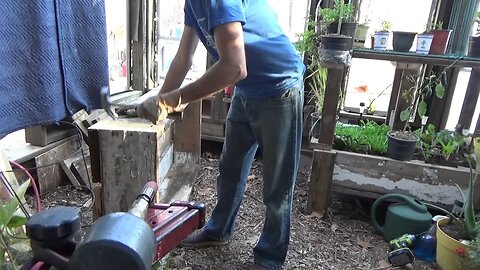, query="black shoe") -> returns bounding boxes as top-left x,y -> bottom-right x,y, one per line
180,230 -> 228,248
